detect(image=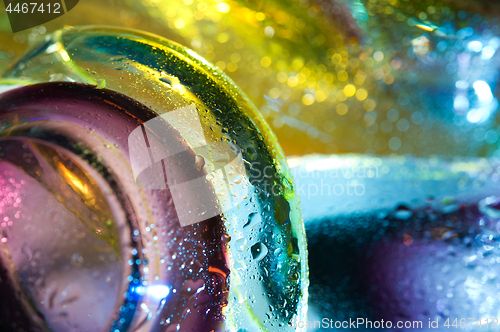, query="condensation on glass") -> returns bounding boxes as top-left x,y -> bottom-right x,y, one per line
0,26 -> 308,332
